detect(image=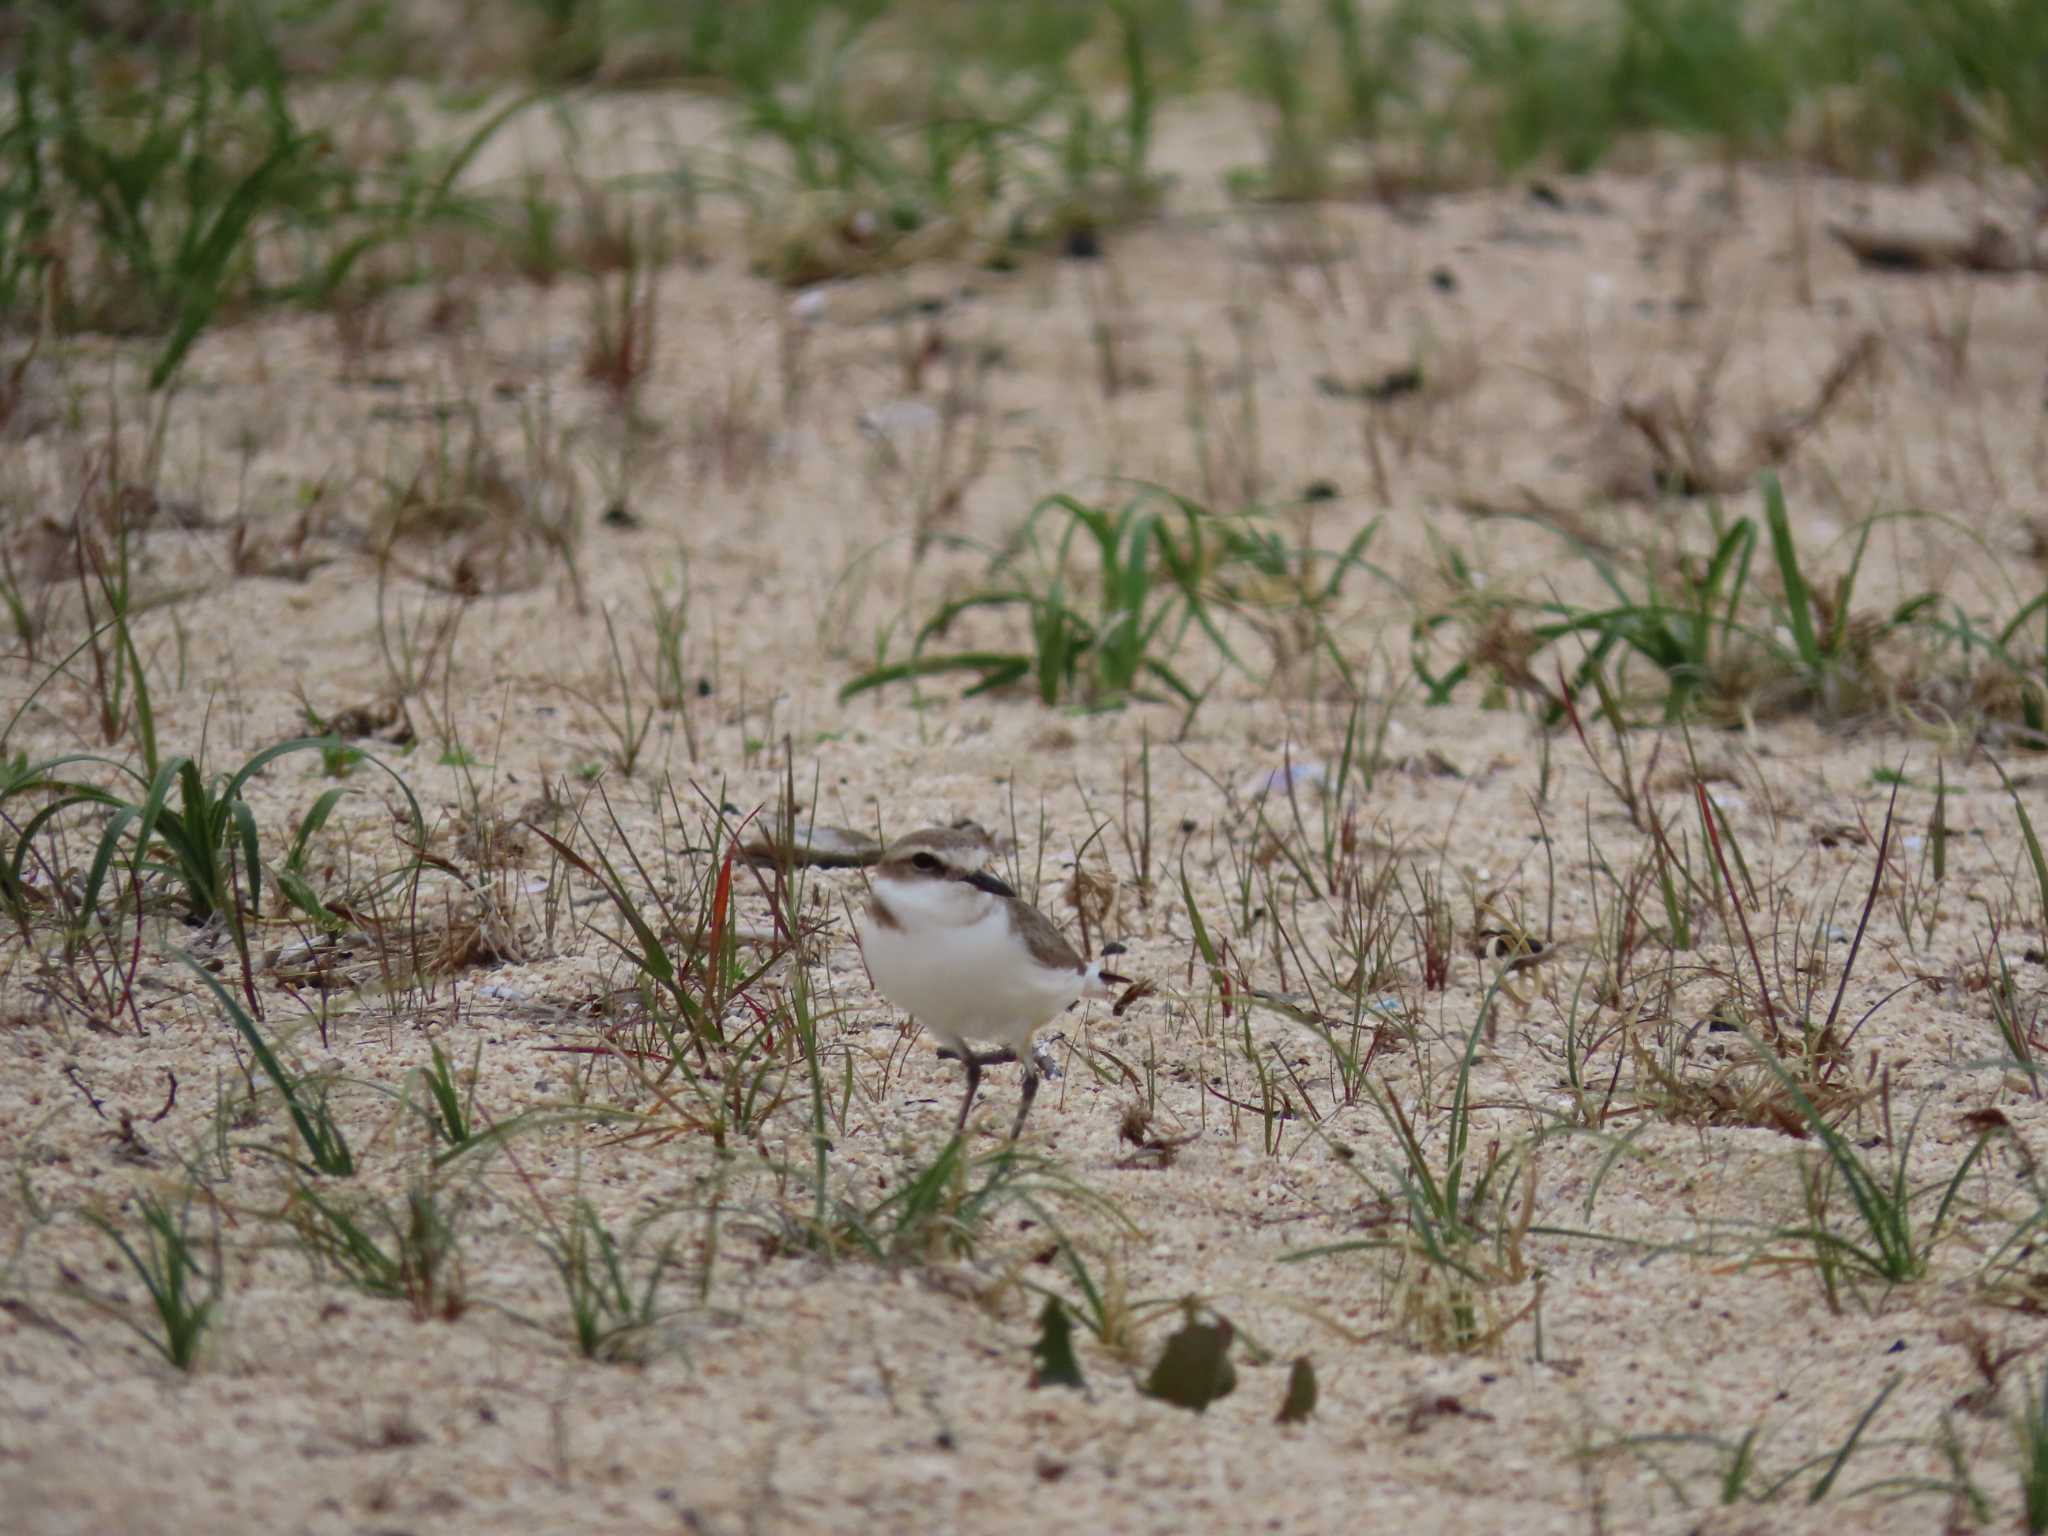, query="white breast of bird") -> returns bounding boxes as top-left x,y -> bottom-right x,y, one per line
862,878 -> 1084,1054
